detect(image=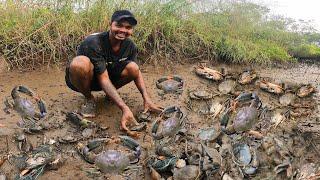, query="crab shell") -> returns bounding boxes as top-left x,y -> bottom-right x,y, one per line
195,65 -> 224,81
218,80 -> 236,94
238,70 -> 257,84
297,85 -> 316,98
233,107 -> 259,132
233,143 -> 252,166
152,106 -> 185,140
173,165 -> 201,180
156,75 -> 184,93
189,90 -> 213,100
258,80 -> 284,95
95,150 -> 130,173
279,93 -> 296,106
153,117 -> 182,140
198,127 -> 221,142
9,85 -> 47,119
